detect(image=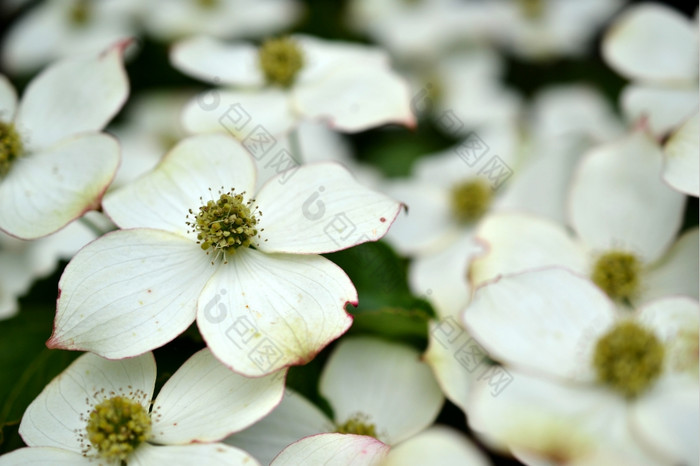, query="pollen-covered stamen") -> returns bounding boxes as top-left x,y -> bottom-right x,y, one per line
196,0 -> 218,9
258,37 -> 304,88
593,321 -> 664,399
335,413 -> 378,438
86,396 -> 151,461
187,189 -> 260,257
591,251 -> 640,301
450,179 -> 493,223
518,0 -> 545,19
0,121 -> 23,178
